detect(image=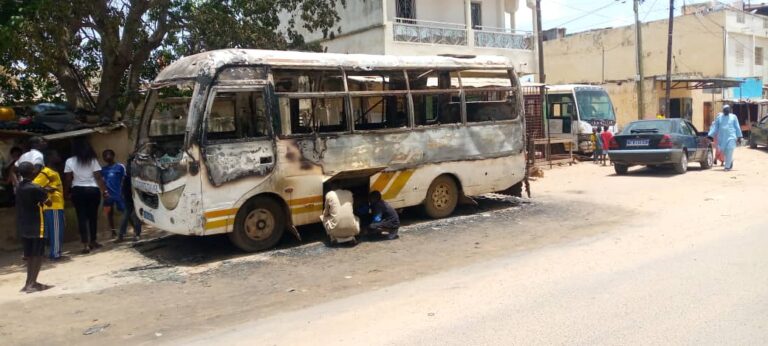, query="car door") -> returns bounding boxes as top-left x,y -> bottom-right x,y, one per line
757,116 -> 768,145
679,120 -> 699,160
686,121 -> 709,158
